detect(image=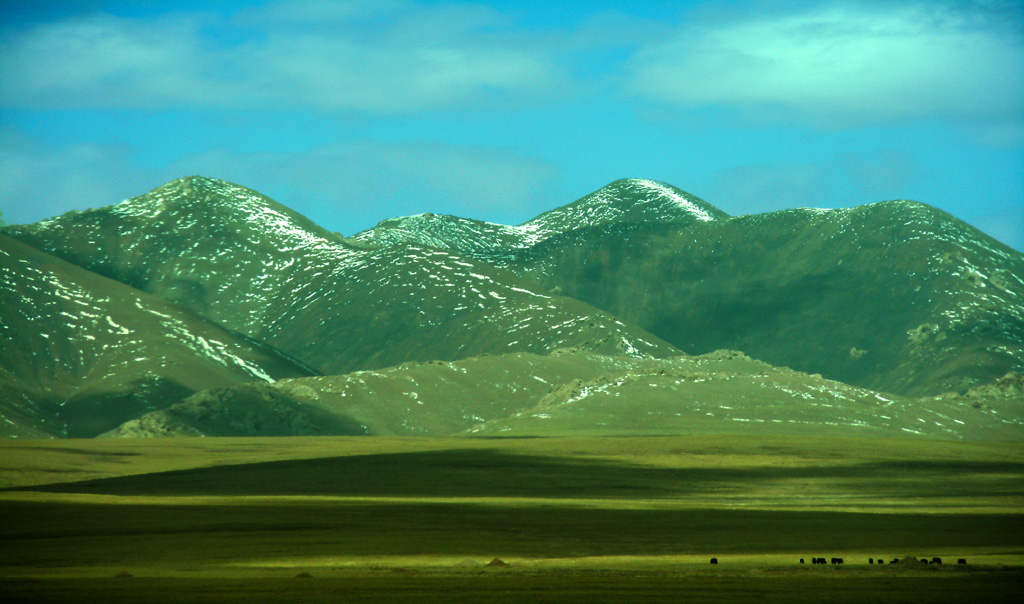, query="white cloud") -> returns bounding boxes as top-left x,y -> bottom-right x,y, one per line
235,0 -> 411,26
3,1 -> 1020,123
248,33 -> 555,113
0,14 -> 235,110
0,2 -> 564,113
628,1 -> 1024,130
